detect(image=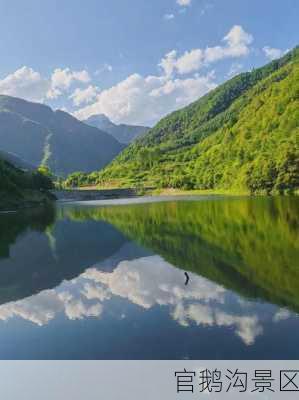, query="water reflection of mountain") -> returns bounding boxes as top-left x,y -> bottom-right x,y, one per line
72,196 -> 299,313
0,206 -> 56,259
0,254 -> 269,349
1,196 -> 298,316
0,206 -> 149,305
